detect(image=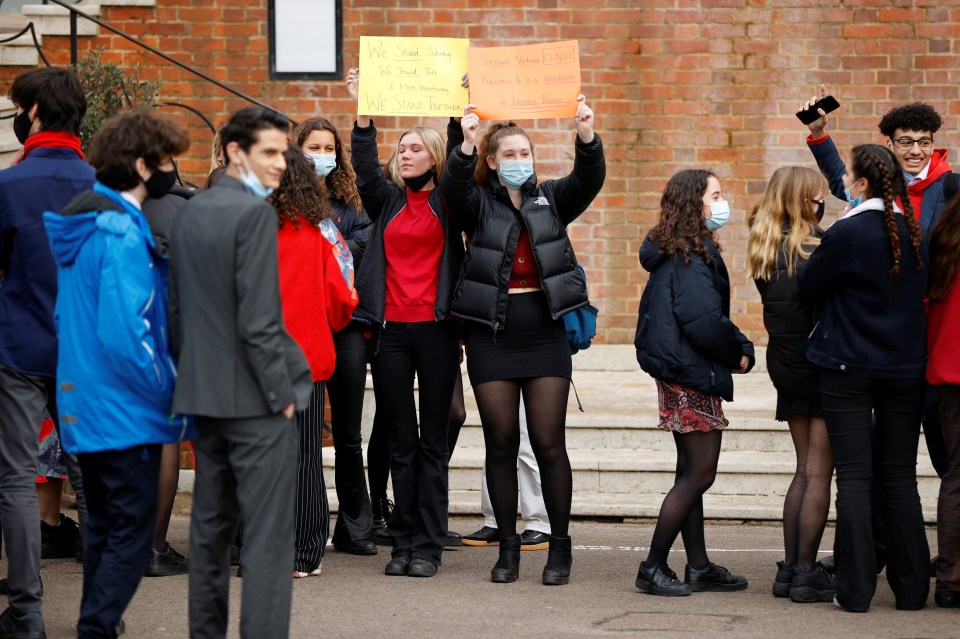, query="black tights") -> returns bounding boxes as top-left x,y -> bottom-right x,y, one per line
782,416 -> 833,571
645,430 -> 722,570
474,377 -> 572,539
